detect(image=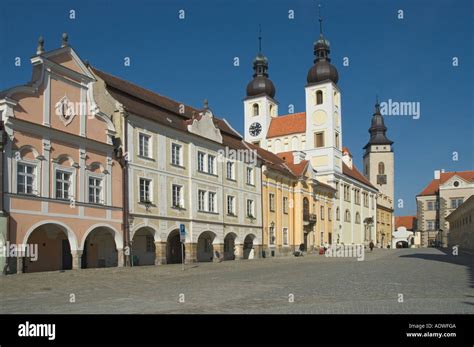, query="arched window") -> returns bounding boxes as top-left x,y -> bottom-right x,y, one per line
303,197 -> 310,220
378,162 -> 385,175
355,212 -> 361,224
252,103 -> 259,116
316,90 -> 323,105
336,207 -> 340,221
345,210 -> 351,222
